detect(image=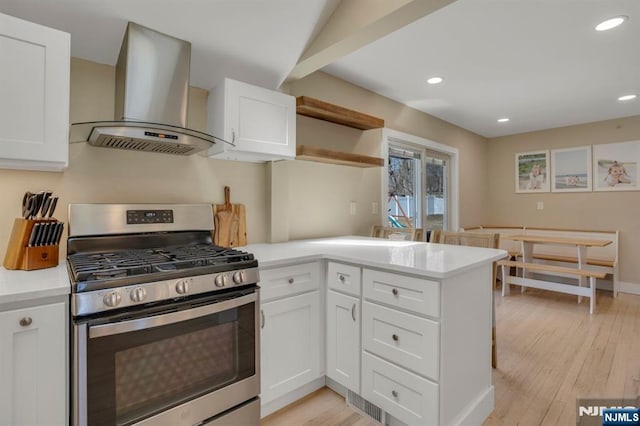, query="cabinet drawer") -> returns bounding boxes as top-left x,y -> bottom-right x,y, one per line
362,352 -> 438,426
363,301 -> 439,380
260,262 -> 320,302
327,262 -> 361,296
363,269 -> 440,318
